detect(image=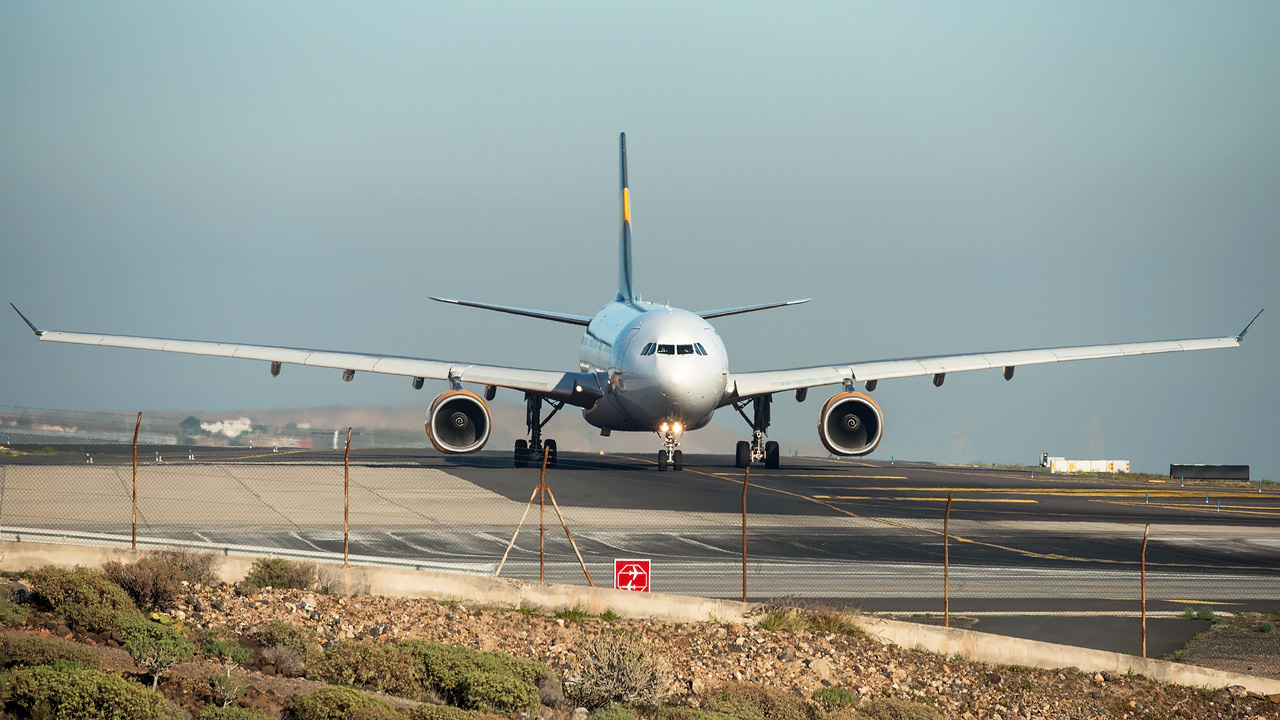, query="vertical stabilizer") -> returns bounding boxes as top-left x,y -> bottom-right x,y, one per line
618,132 -> 636,302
